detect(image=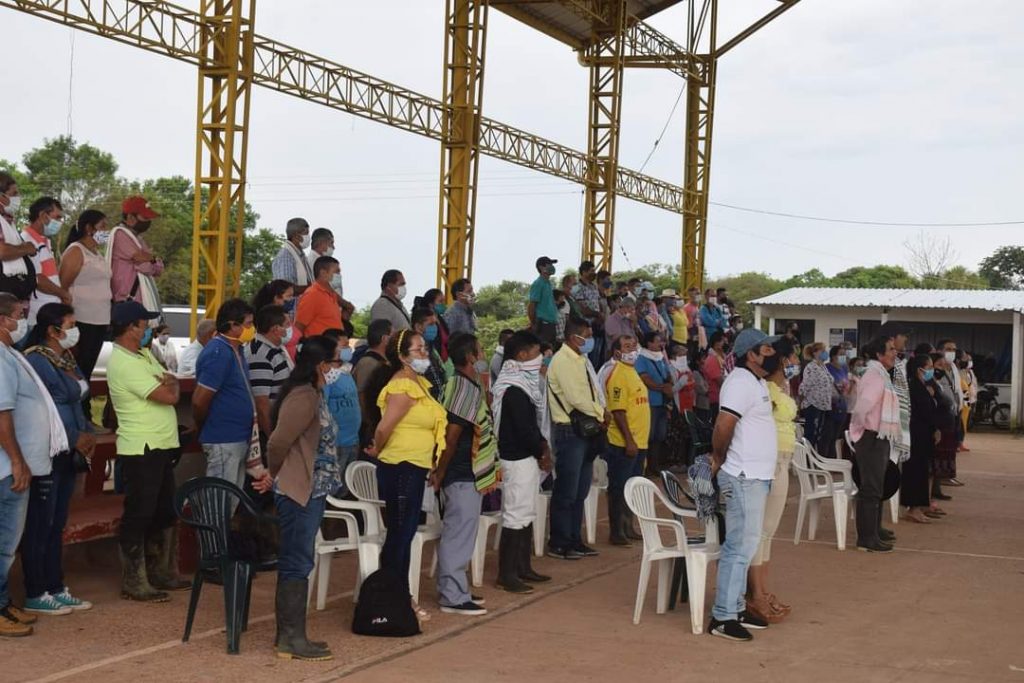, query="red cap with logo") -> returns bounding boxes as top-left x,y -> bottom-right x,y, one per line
122,196 -> 159,220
